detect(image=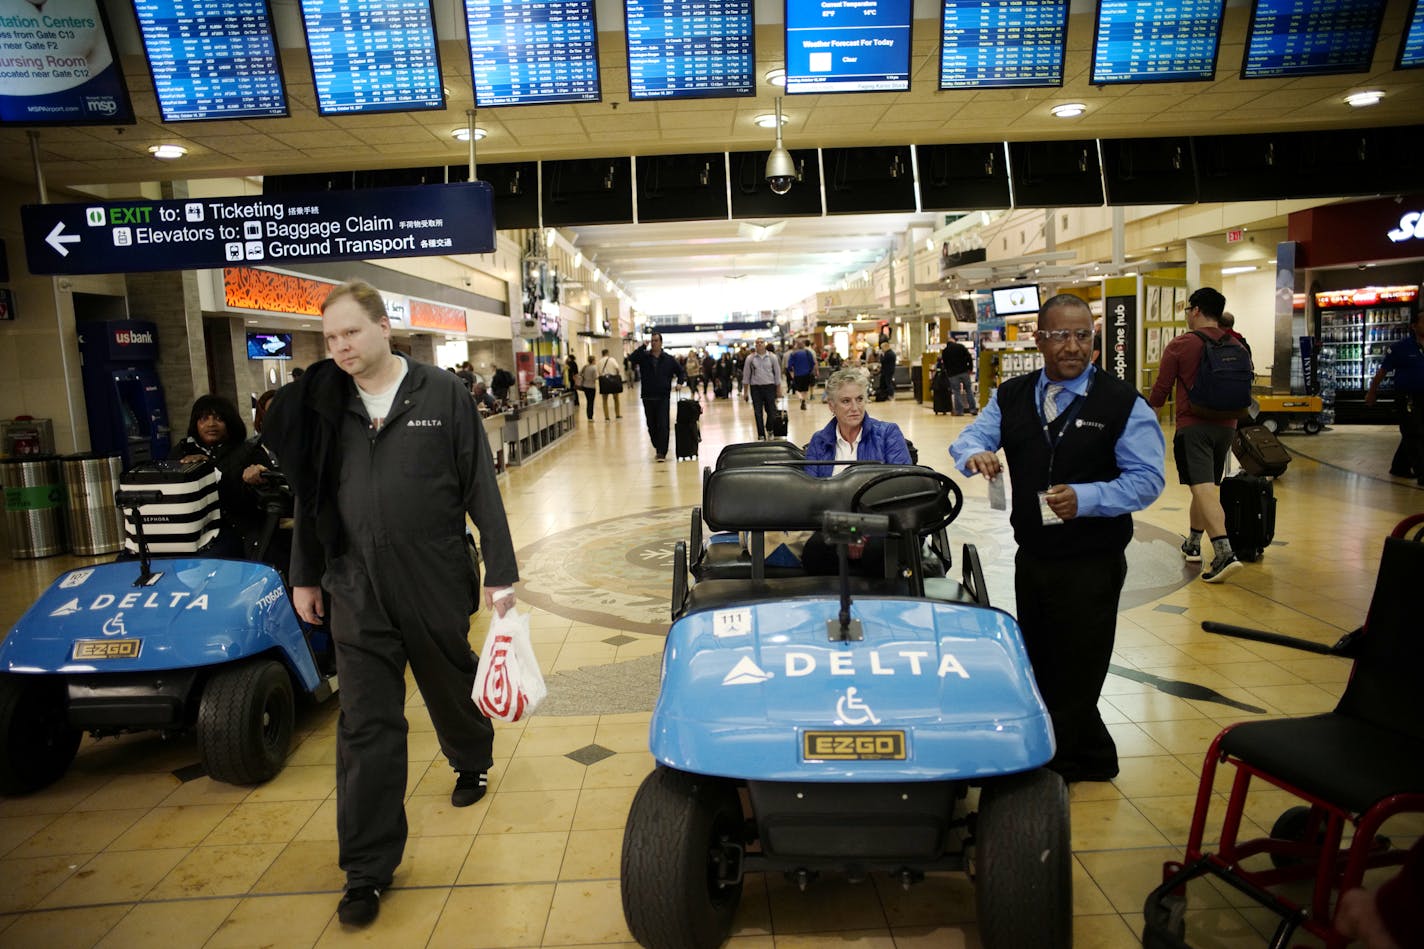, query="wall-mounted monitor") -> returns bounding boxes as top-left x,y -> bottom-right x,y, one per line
247,332 -> 293,360
940,0 -> 1070,89
299,0 -> 445,115
1241,0 -> 1386,78
1090,0 -> 1225,84
625,0 -> 754,100
784,0 -> 913,94
1399,0 -> 1424,68
0,0 -> 134,126
991,284 -> 1041,318
465,0 -> 601,107
134,0 -> 288,122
